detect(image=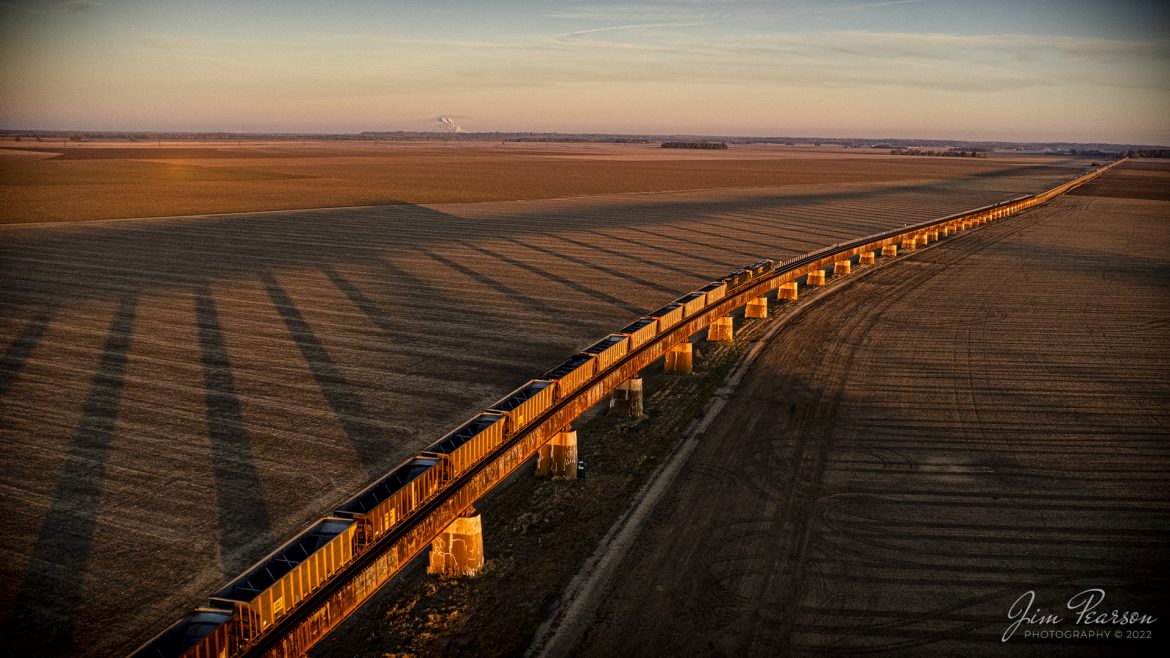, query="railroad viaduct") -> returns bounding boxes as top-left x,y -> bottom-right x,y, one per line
135,160 -> 1122,658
